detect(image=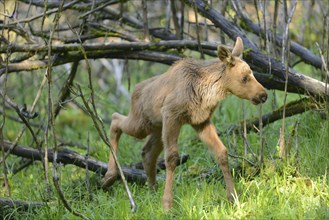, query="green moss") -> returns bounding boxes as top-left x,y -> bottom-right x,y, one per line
239,20 -> 252,32
243,48 -> 252,58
